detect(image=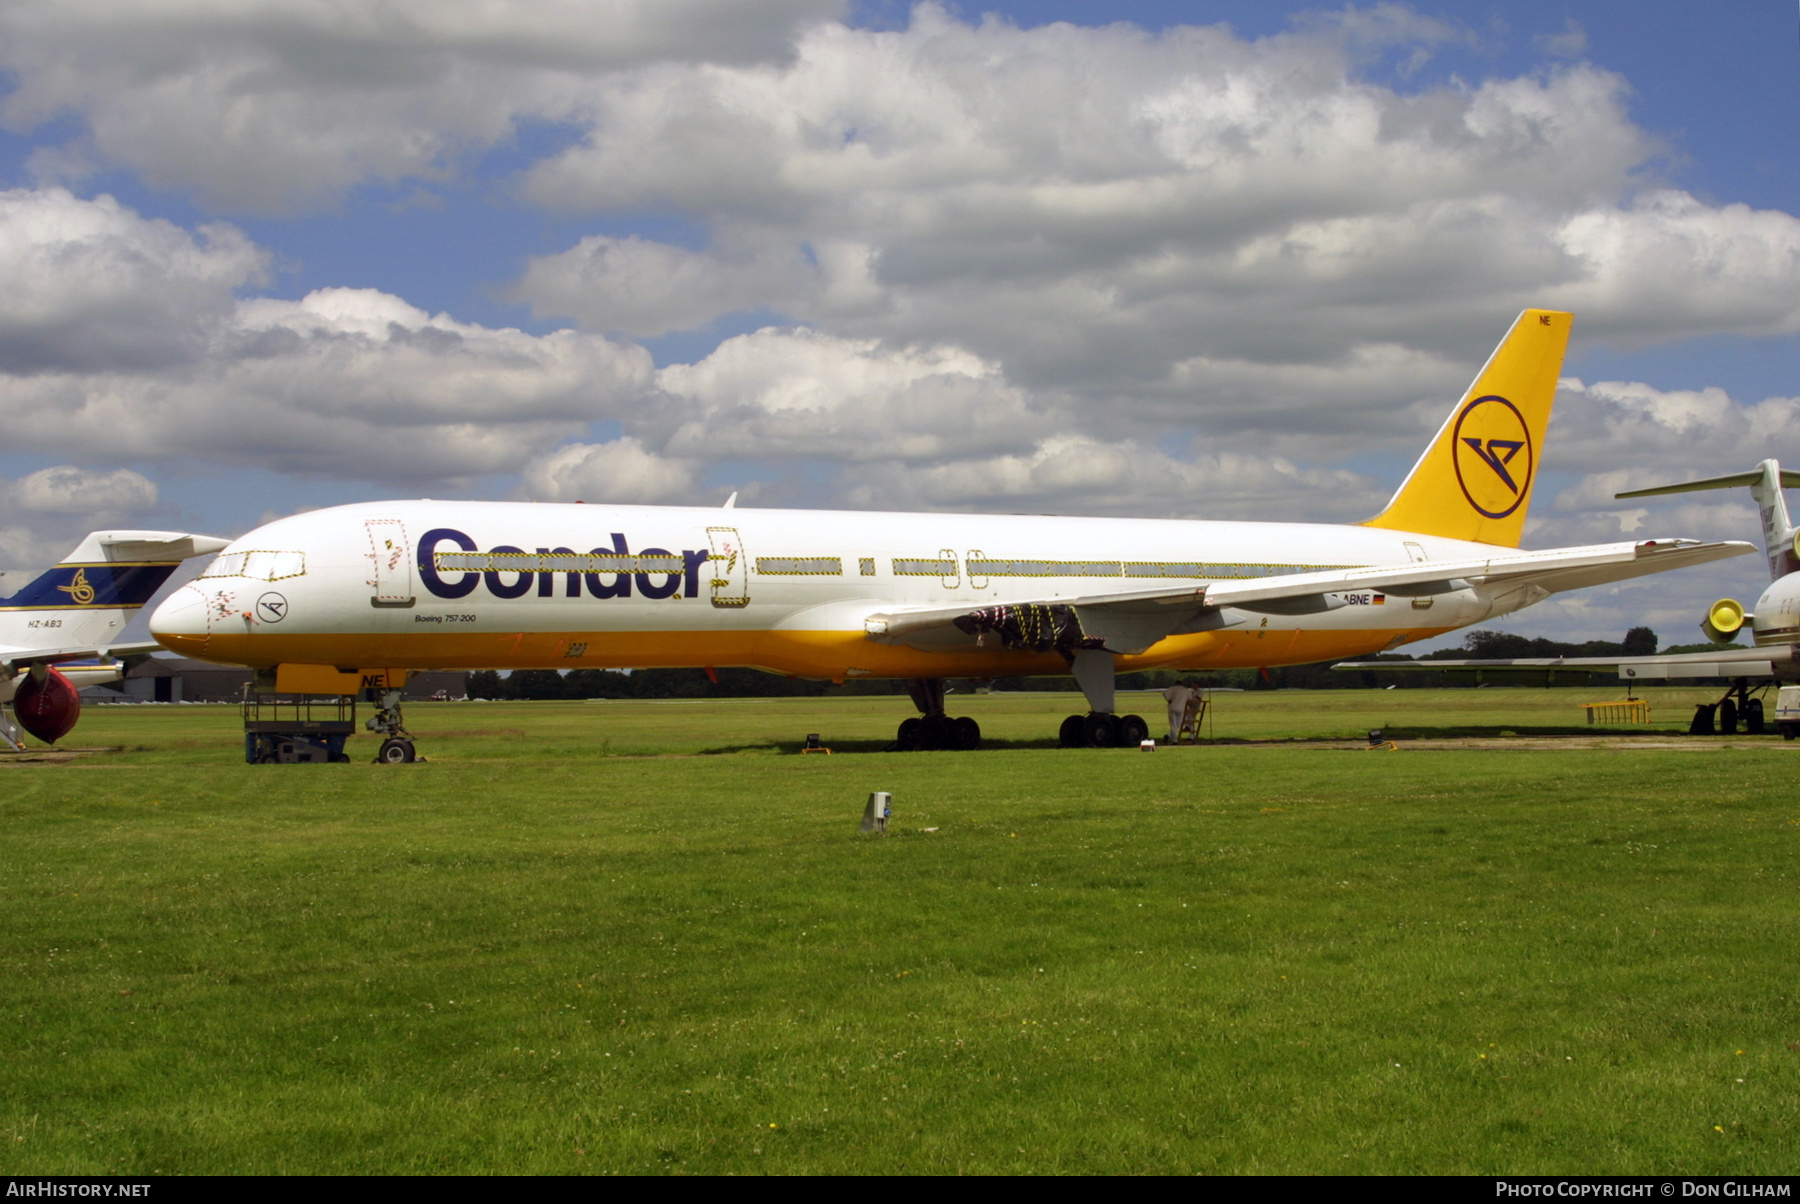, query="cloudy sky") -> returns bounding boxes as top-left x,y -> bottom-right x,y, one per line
1,0 -> 1797,647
